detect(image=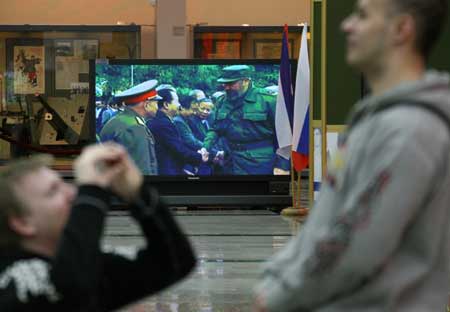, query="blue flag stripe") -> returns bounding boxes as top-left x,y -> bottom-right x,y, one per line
280,29 -> 294,130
